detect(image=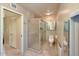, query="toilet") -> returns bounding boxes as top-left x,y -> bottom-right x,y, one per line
48,35 -> 54,47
